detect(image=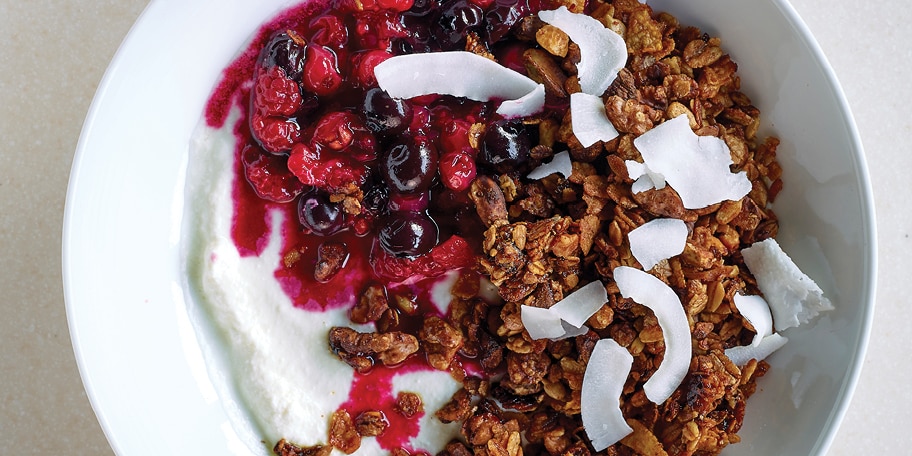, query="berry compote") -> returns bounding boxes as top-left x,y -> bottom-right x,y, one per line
203,0 -> 549,452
